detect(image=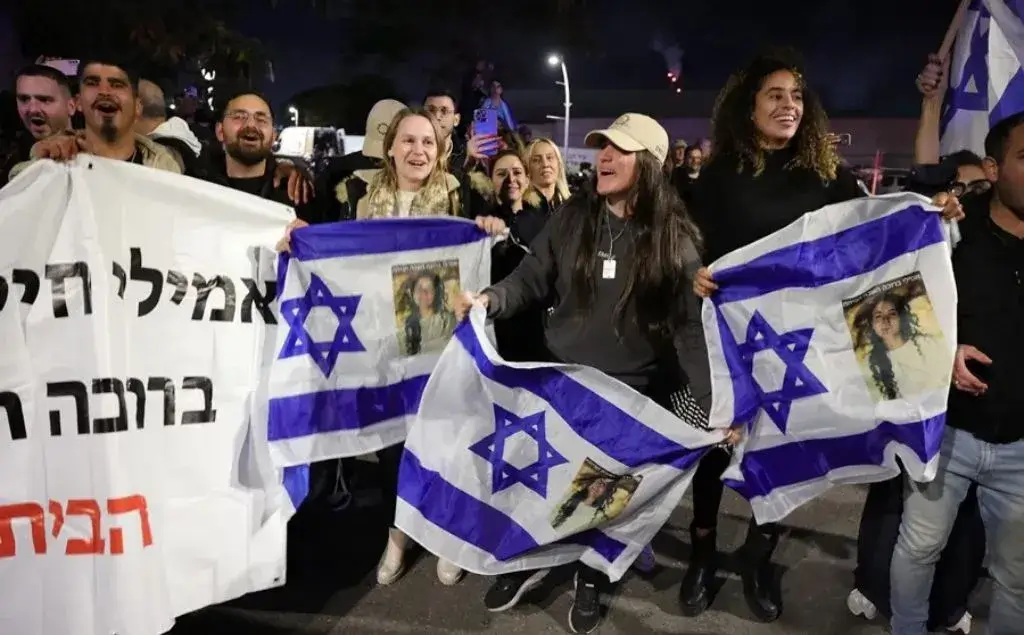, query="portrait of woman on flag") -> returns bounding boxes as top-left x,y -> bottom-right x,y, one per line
394,266 -> 458,356
845,274 -> 951,402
